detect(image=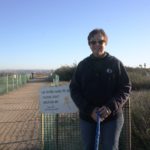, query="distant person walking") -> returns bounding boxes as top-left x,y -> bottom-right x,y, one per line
69,28 -> 131,150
